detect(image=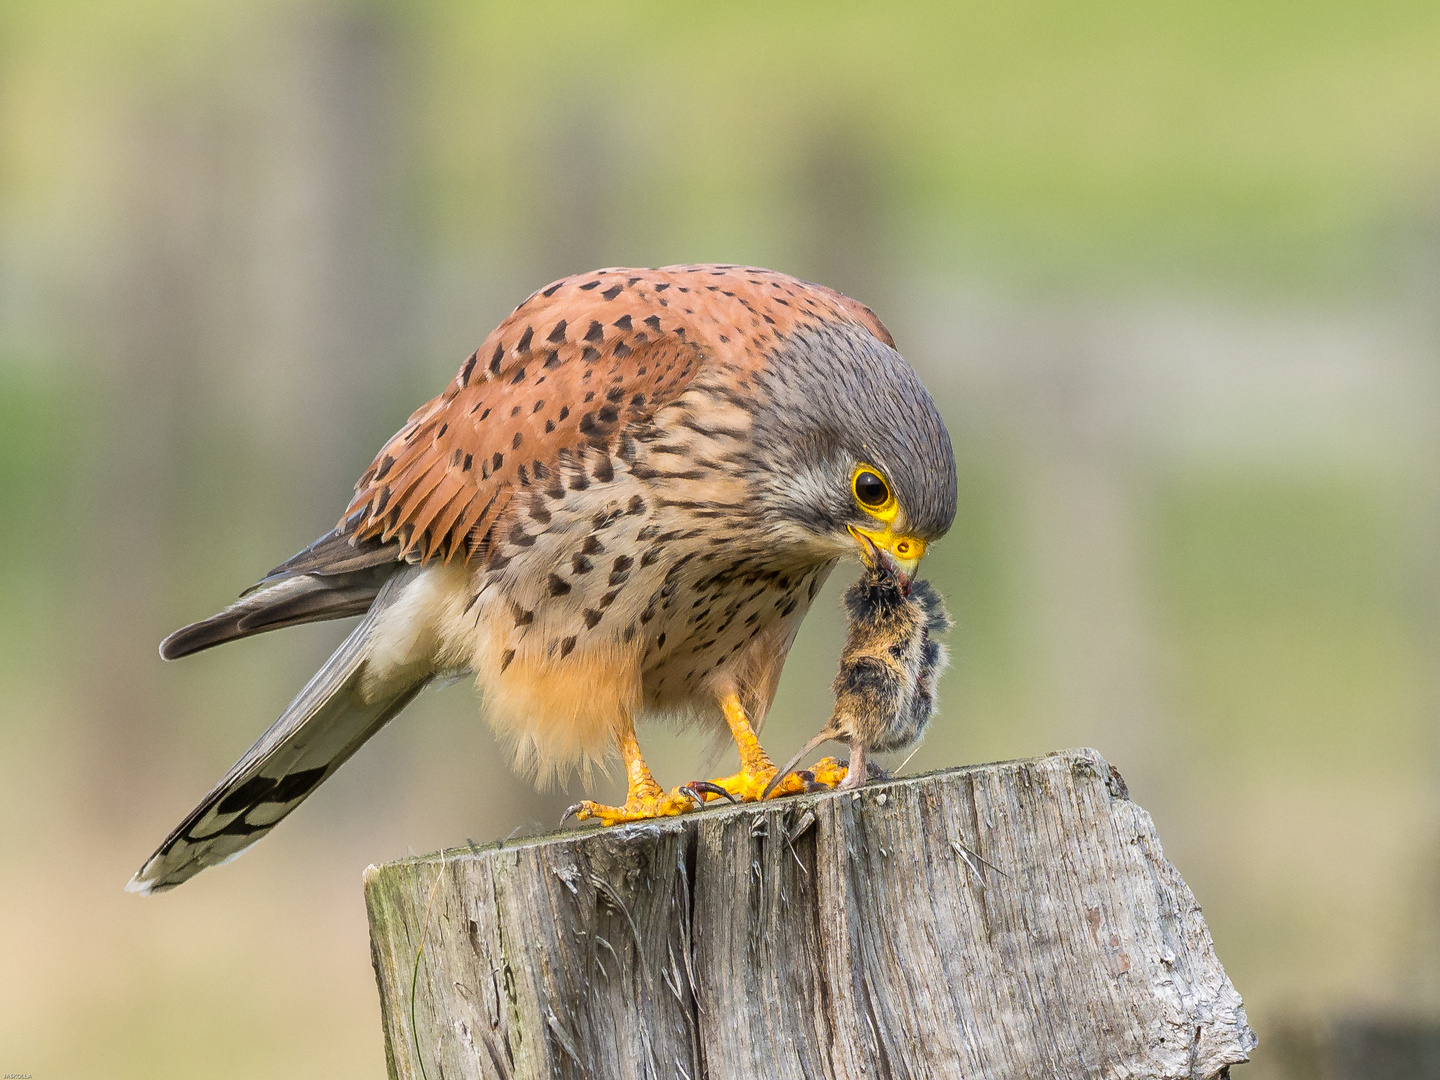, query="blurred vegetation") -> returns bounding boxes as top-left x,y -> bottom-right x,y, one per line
2,2 -> 1439,1077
